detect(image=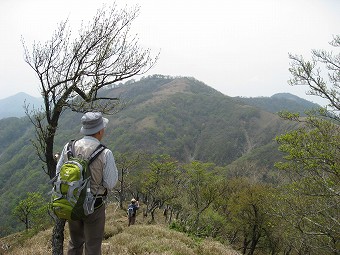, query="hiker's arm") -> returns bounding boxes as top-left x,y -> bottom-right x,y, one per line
102,149 -> 118,190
